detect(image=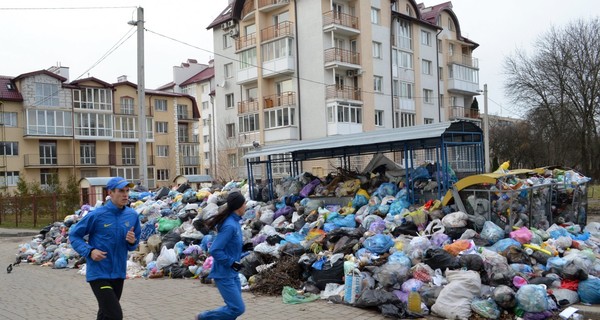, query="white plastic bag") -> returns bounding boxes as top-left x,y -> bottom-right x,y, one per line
155,246 -> 178,270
